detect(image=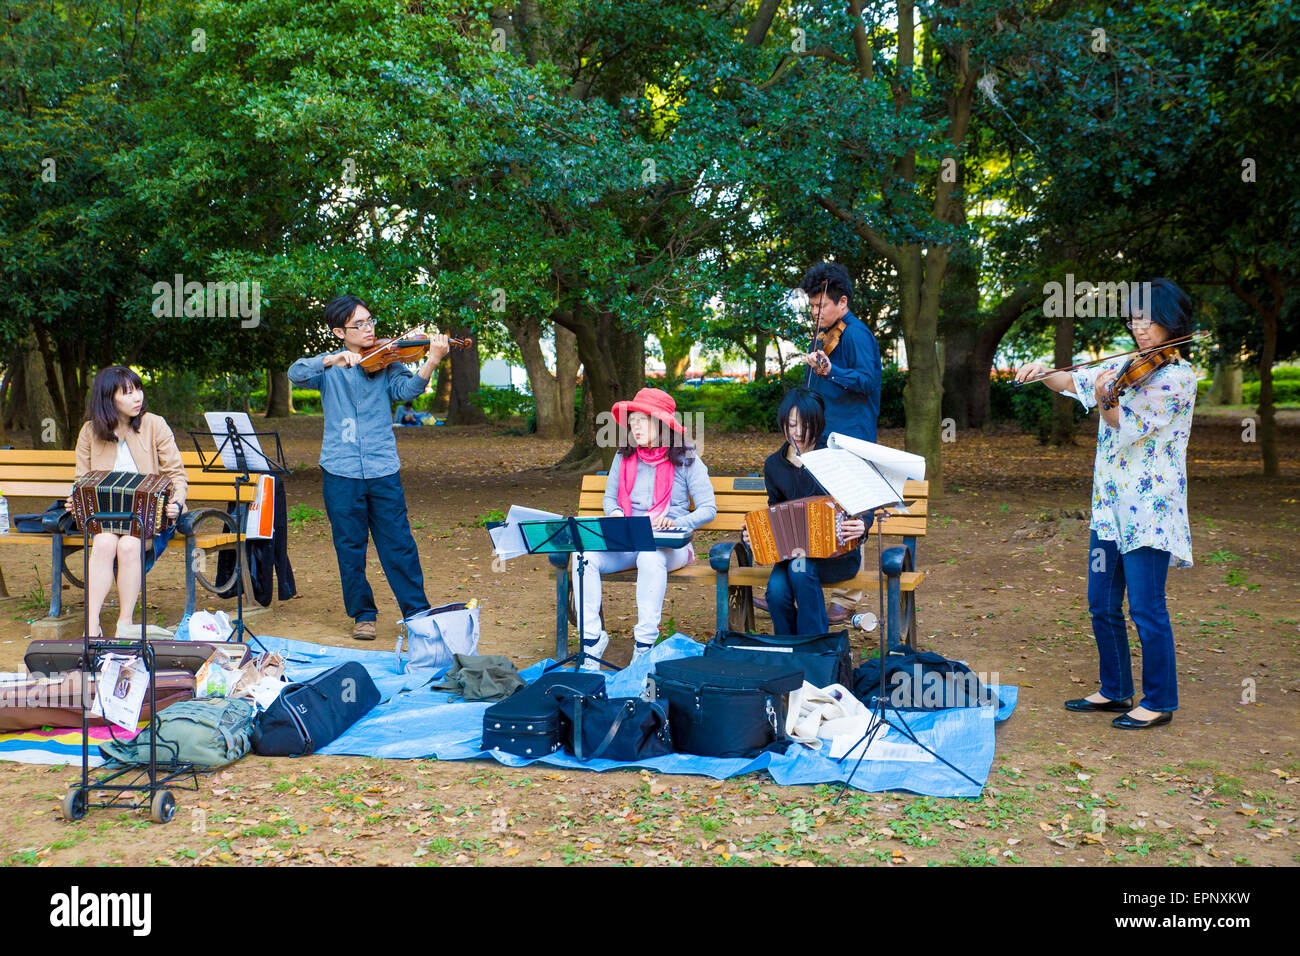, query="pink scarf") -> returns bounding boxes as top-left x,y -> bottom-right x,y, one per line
618,446 -> 675,519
